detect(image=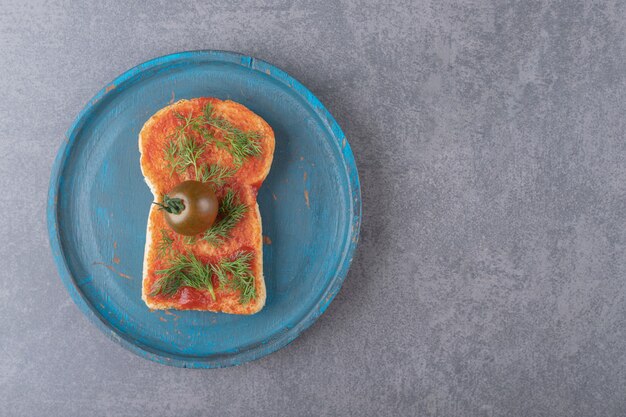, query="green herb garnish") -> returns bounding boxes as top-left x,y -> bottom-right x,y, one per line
182,236 -> 196,245
150,252 -> 215,300
149,251 -> 257,304
212,252 -> 256,304
157,230 -> 174,257
201,103 -> 262,165
164,112 -> 205,178
163,104 -> 262,179
201,189 -> 247,245
198,163 -> 236,186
